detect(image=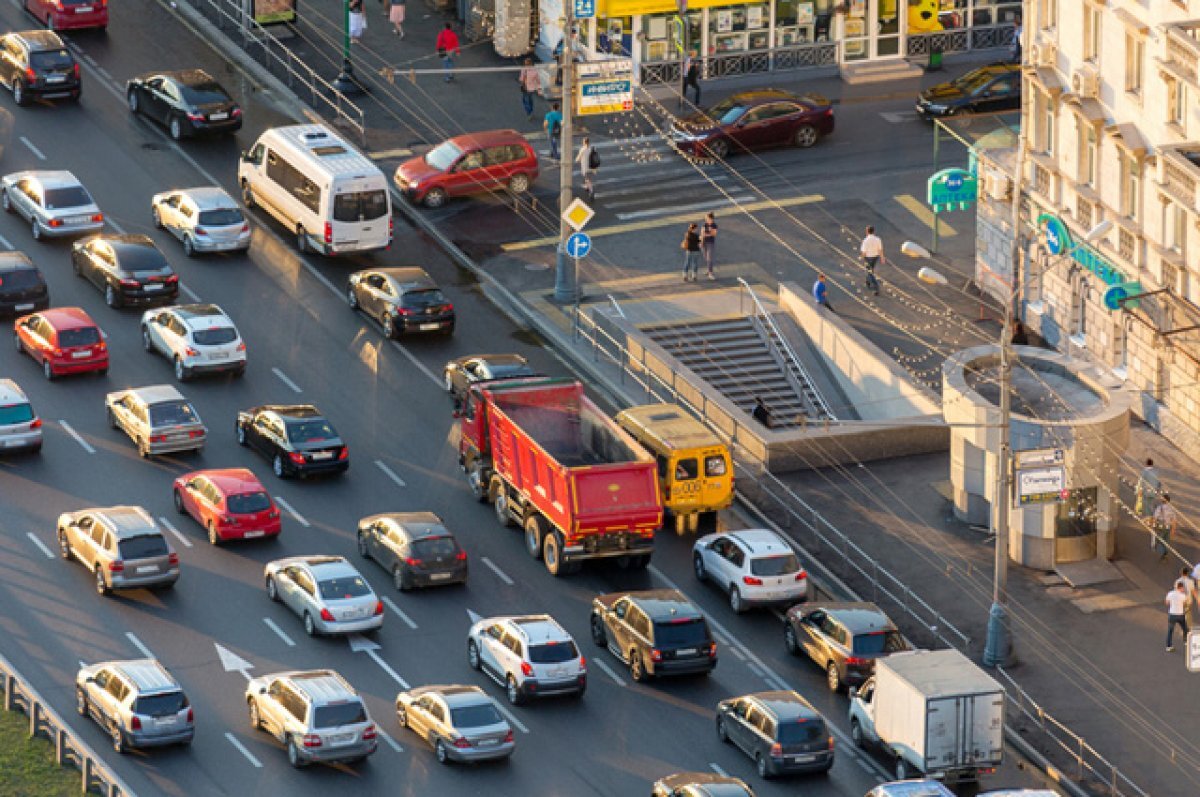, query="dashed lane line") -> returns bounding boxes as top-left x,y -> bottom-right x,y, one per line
0,233 -> 12,250
382,596 -> 418,630
158,517 -> 193,549
58,420 -> 94,454
480,556 -> 514,586
19,136 -> 46,160
271,367 -> 303,394
374,459 -> 407,487
492,701 -> 529,734
225,733 -> 263,768
273,496 -> 309,527
125,632 -> 155,659
709,763 -> 730,777
179,282 -> 201,303
25,533 -> 53,559
263,618 -> 296,647
592,657 -> 626,687
376,727 -> 403,752
366,648 -> 409,689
